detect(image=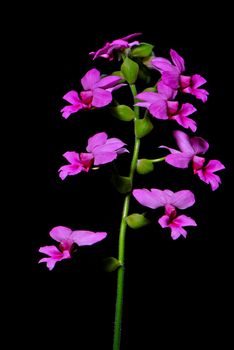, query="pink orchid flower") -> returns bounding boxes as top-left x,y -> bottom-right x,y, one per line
133,188 -> 196,239
195,160 -> 225,191
39,226 -> 107,270
59,132 -> 128,180
151,49 -> 209,102
161,130 -> 225,190
160,130 -> 209,170
135,81 -> 197,131
61,68 -> 125,119
89,33 -> 142,61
